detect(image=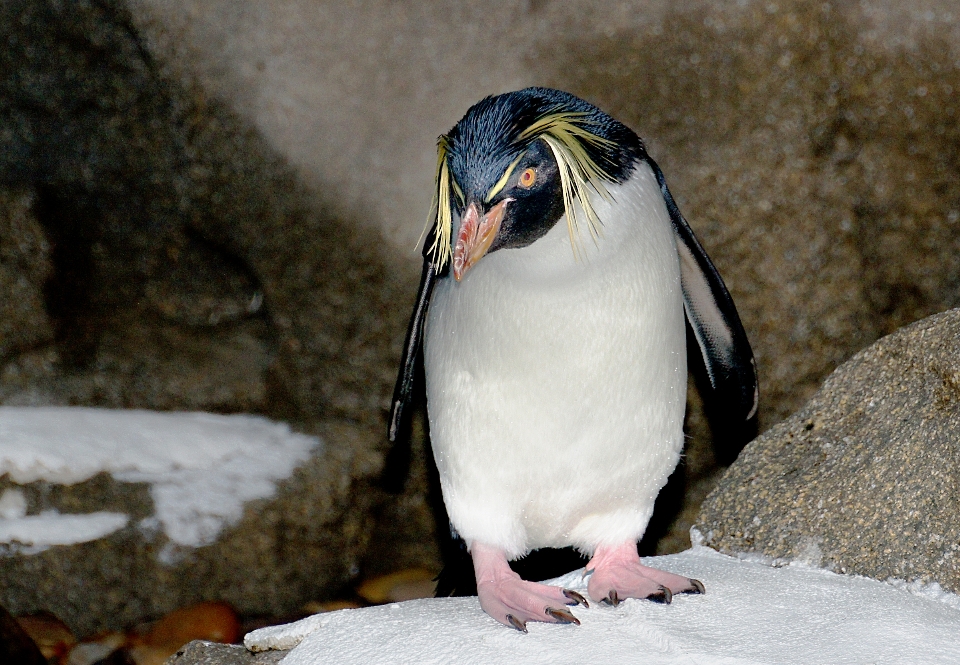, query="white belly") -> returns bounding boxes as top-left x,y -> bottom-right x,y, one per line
423,165 -> 686,558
